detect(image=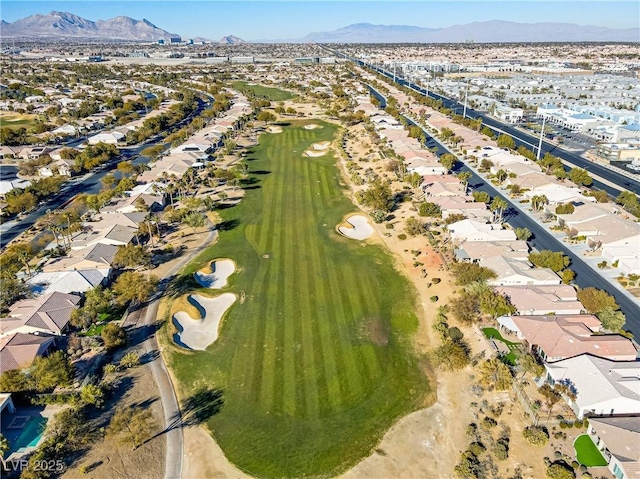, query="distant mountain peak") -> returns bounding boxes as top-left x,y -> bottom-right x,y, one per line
298,20 -> 640,43
219,35 -> 246,44
0,11 -> 179,41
